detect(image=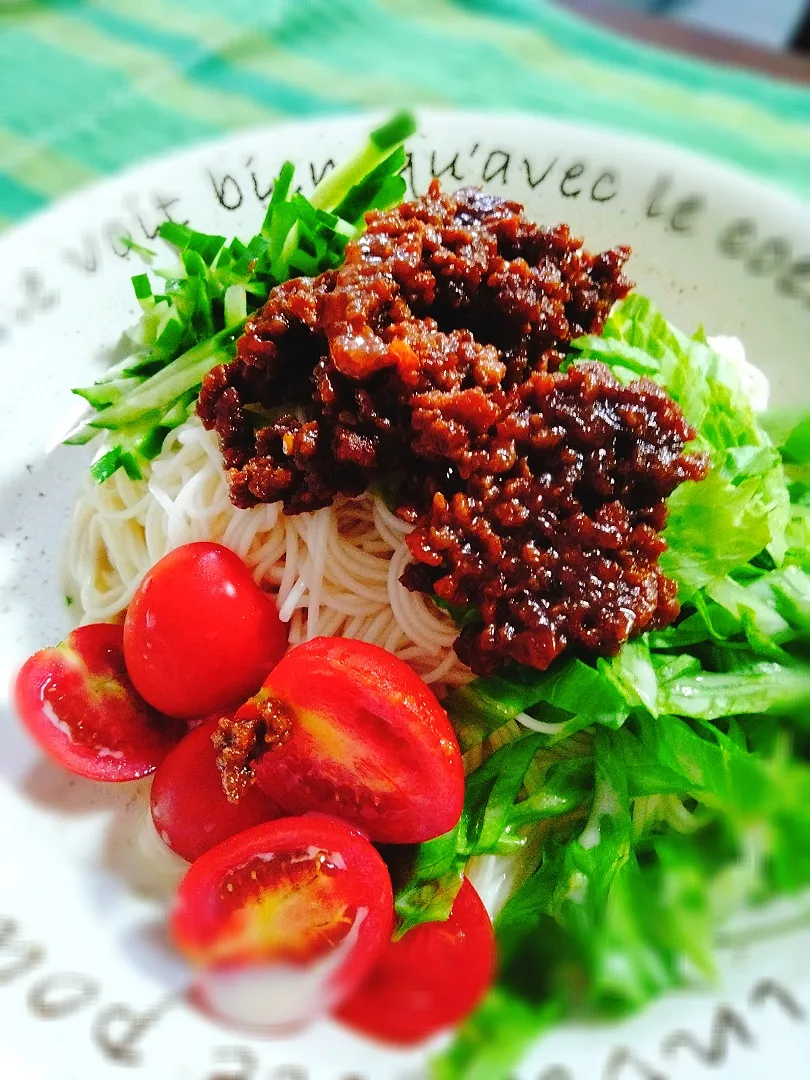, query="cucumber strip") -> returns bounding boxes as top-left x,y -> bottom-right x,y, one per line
90,447 -> 123,483
131,273 -> 152,300
88,327 -> 241,430
72,377 -> 141,409
63,422 -> 100,447
224,284 -> 247,328
71,115 -> 417,485
158,221 -> 192,248
332,146 -> 406,226
309,112 -> 415,212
